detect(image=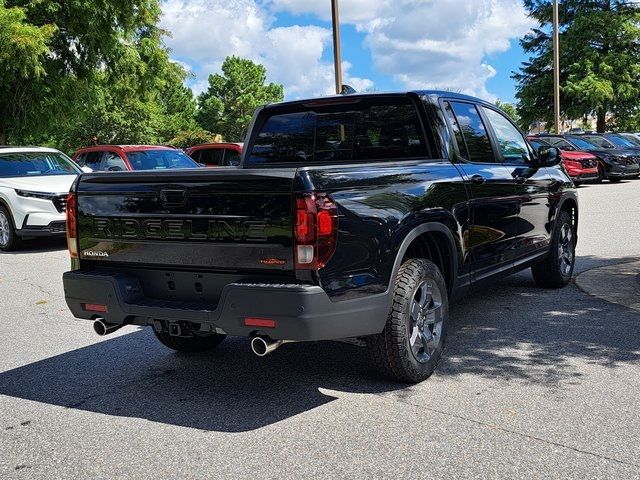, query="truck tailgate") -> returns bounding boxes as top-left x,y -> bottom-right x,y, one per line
75,169 -> 296,271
